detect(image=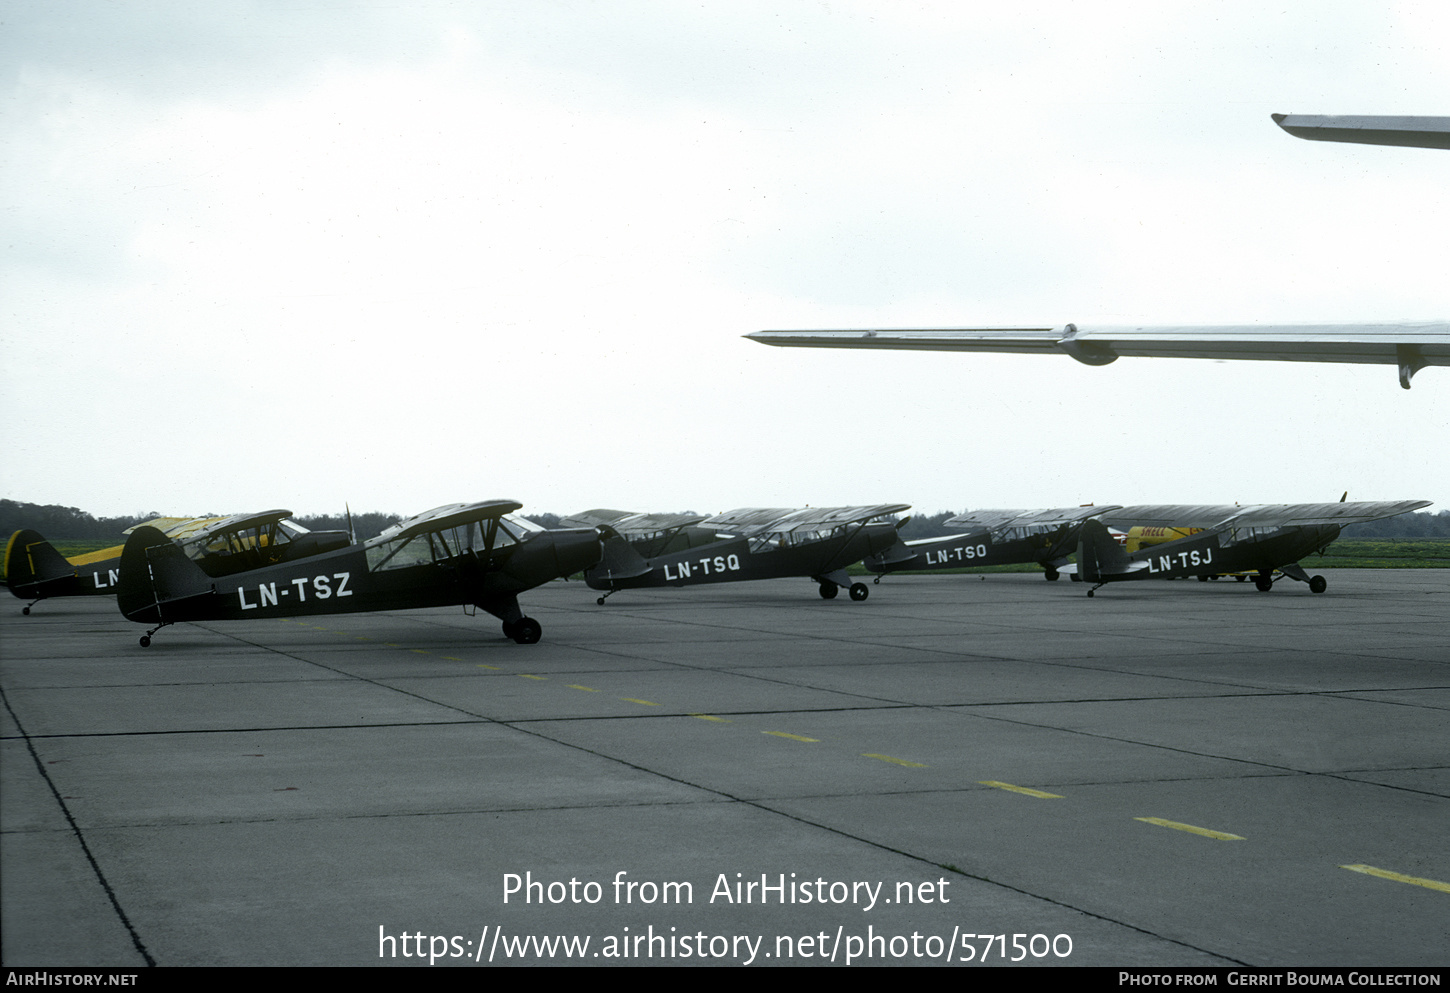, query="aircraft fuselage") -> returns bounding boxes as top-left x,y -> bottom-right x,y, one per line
1113,524 -> 1341,582
586,524 -> 900,592
865,526 -> 1075,575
